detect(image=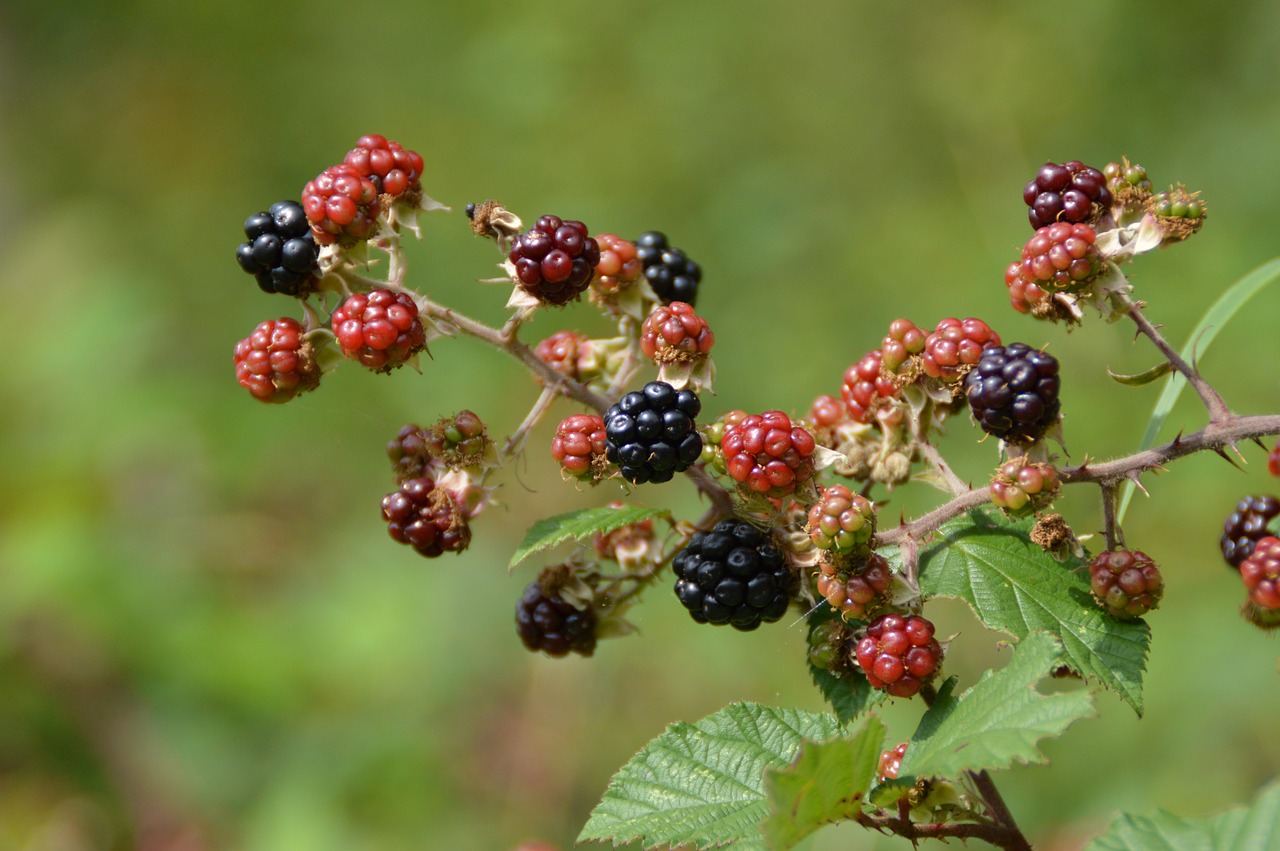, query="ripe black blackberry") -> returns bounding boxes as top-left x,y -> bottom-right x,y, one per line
235,201 -> 321,295
964,343 -> 1061,445
673,519 -> 795,630
1022,160 -> 1113,230
604,381 -> 703,484
635,231 -> 702,306
1221,495 -> 1280,568
515,580 -> 597,657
